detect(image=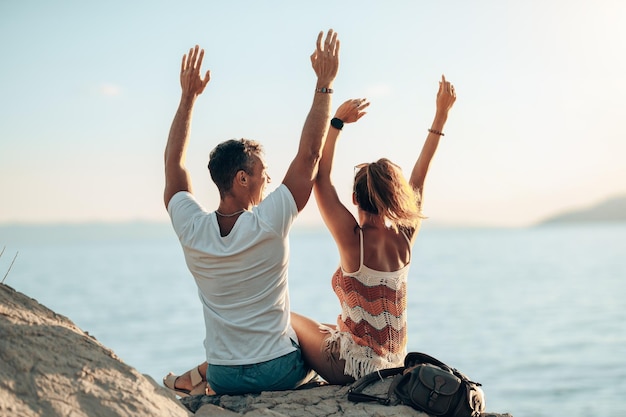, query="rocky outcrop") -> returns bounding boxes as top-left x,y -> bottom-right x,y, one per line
179,383 -> 511,417
183,381 -> 421,416
0,283 -> 190,417
0,283 -> 512,417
